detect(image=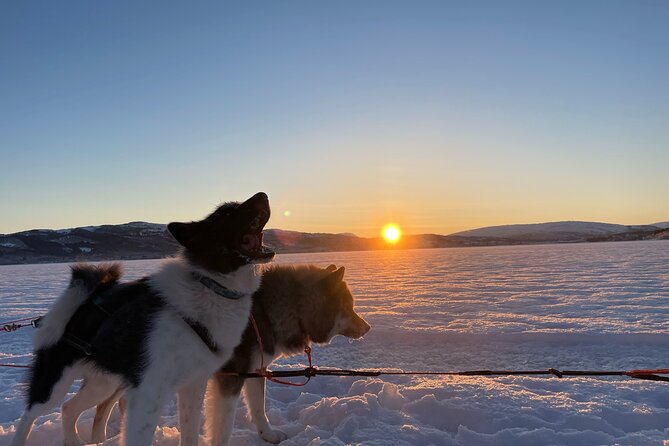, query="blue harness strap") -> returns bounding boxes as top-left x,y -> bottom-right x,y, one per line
183,271 -> 251,353
190,271 -> 246,300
